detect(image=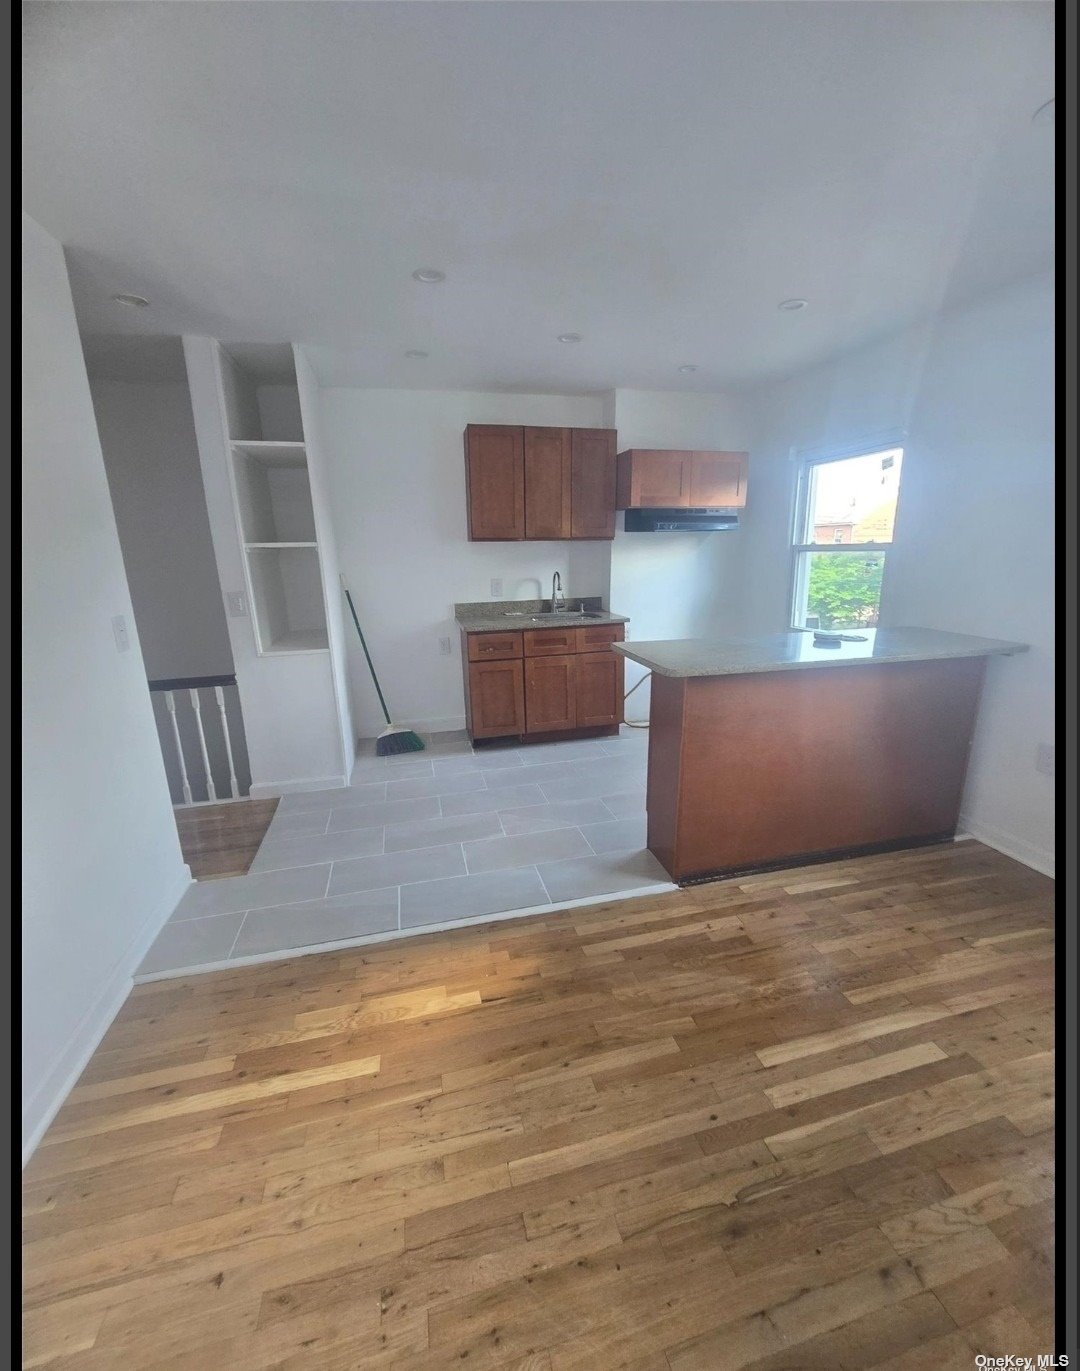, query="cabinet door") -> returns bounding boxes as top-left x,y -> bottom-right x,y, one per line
464,425 -> 525,540
574,651 -> 625,728
570,428 -> 617,538
523,427 -> 571,539
616,450 -> 693,509
689,451 -> 749,508
467,660 -> 525,738
524,655 -> 577,733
